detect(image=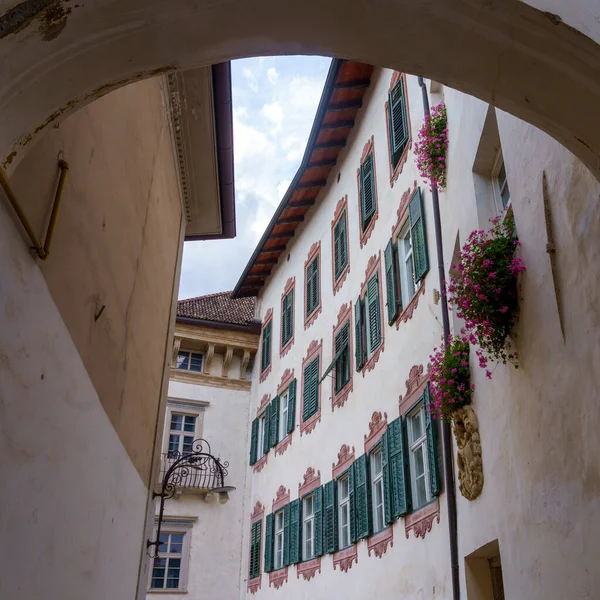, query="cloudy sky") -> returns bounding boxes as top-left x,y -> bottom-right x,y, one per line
178,56 -> 331,300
